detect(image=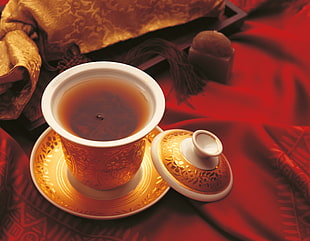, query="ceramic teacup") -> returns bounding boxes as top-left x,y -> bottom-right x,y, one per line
41,61 -> 165,190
